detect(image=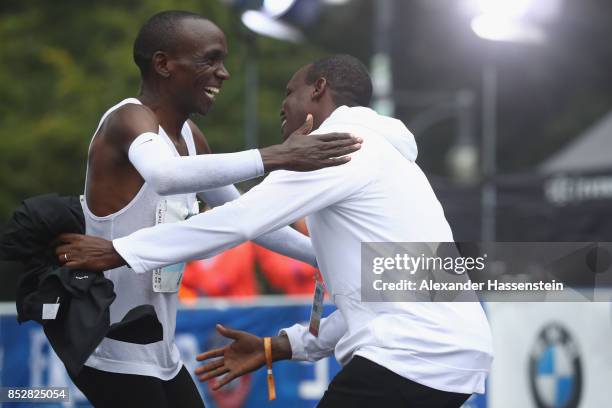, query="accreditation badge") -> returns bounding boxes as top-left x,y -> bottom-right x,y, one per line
152,199 -> 199,293
309,280 -> 325,337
